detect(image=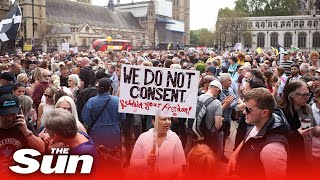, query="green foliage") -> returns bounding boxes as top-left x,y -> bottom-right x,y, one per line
194,61 -> 206,74
190,29 -> 215,46
234,0 -> 298,16
190,30 -> 199,45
